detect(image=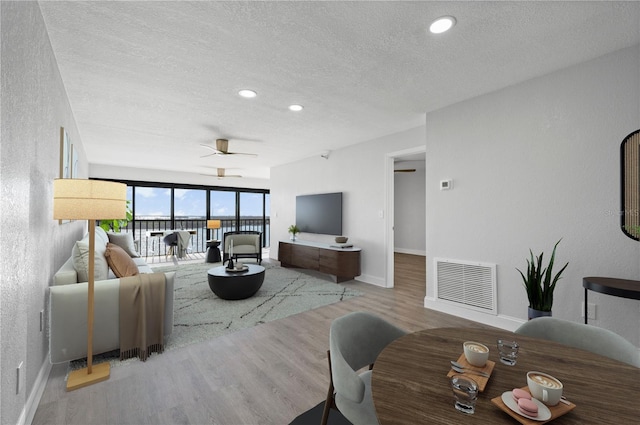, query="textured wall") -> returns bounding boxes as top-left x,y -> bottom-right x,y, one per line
425,45 -> 640,343
1,3 -> 86,424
